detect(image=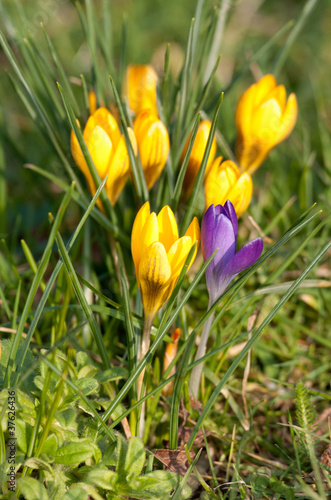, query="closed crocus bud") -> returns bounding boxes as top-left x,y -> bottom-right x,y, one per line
131,202 -> 200,322
236,74 -> 298,174
70,107 -> 137,206
205,158 -> 253,218
181,120 -> 217,197
133,109 -> 170,190
123,64 -> 158,116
